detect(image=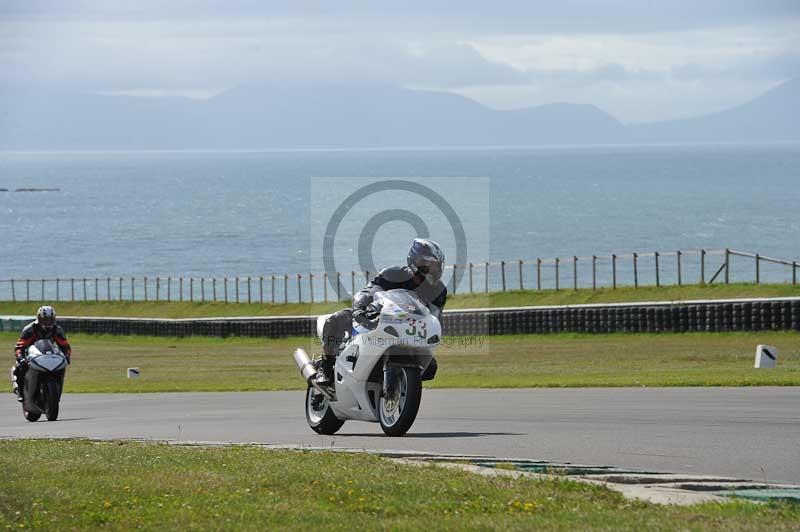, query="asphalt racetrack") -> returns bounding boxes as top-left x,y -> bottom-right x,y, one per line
2,388 -> 798,484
